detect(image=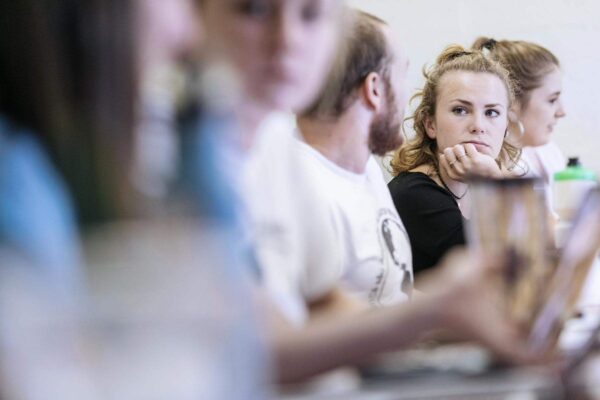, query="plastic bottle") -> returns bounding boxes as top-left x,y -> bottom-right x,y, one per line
553,157 -> 598,247
554,157 -> 598,221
